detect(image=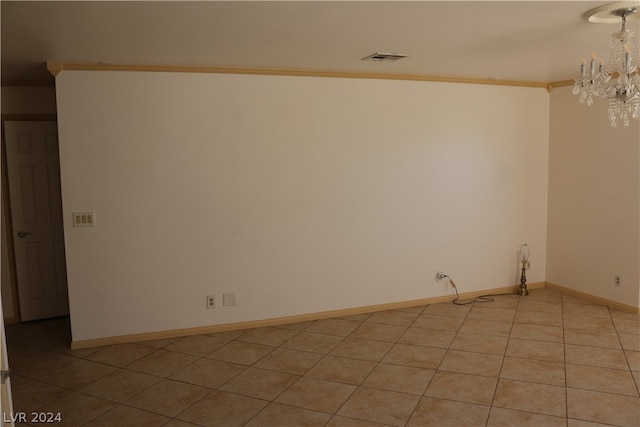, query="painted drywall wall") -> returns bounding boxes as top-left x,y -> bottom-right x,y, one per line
1,86 -> 58,320
55,71 -> 550,341
547,86 -> 640,308
0,86 -> 57,116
